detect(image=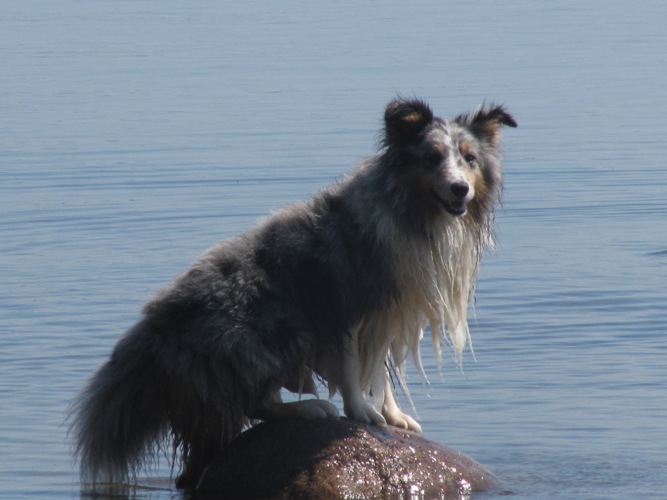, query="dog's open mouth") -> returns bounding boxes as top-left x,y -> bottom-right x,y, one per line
431,190 -> 467,216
